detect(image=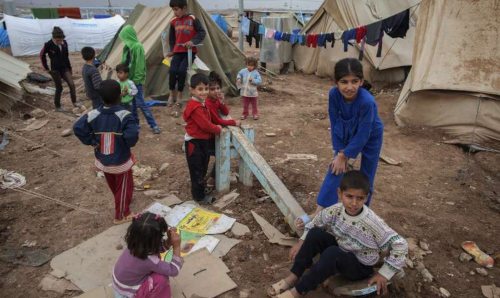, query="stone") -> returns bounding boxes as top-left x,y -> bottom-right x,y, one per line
405,258 -> 414,269
143,190 -> 163,197
416,262 -> 433,282
159,162 -> 170,174
439,287 -> 451,297
50,269 -> 66,279
459,252 -> 473,262
231,222 -> 250,237
263,253 -> 269,261
475,267 -> 488,276
265,133 -> 277,137
419,241 -> 430,251
31,108 -> 47,119
116,244 -> 123,250
429,286 -> 441,296
239,289 -> 251,298
39,274 -> 79,294
61,129 -> 72,137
